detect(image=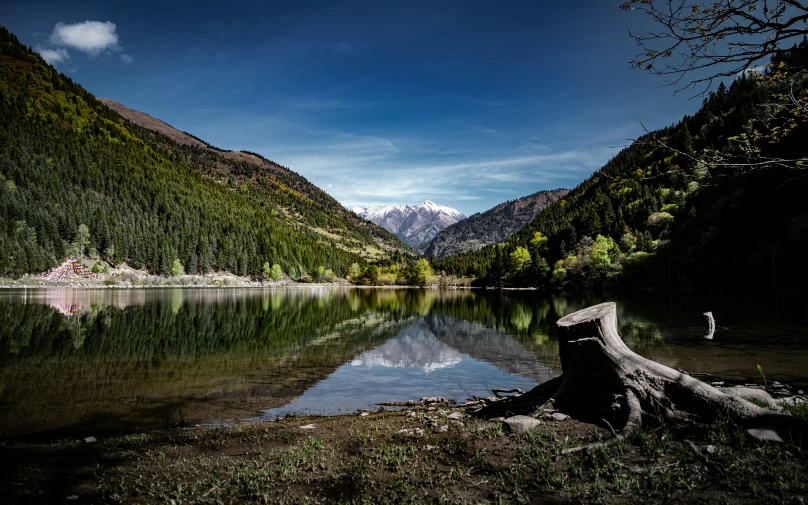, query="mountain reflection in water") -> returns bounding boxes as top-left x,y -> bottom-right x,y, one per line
350,325 -> 463,372
260,317 -> 544,419
1,287 -> 807,436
